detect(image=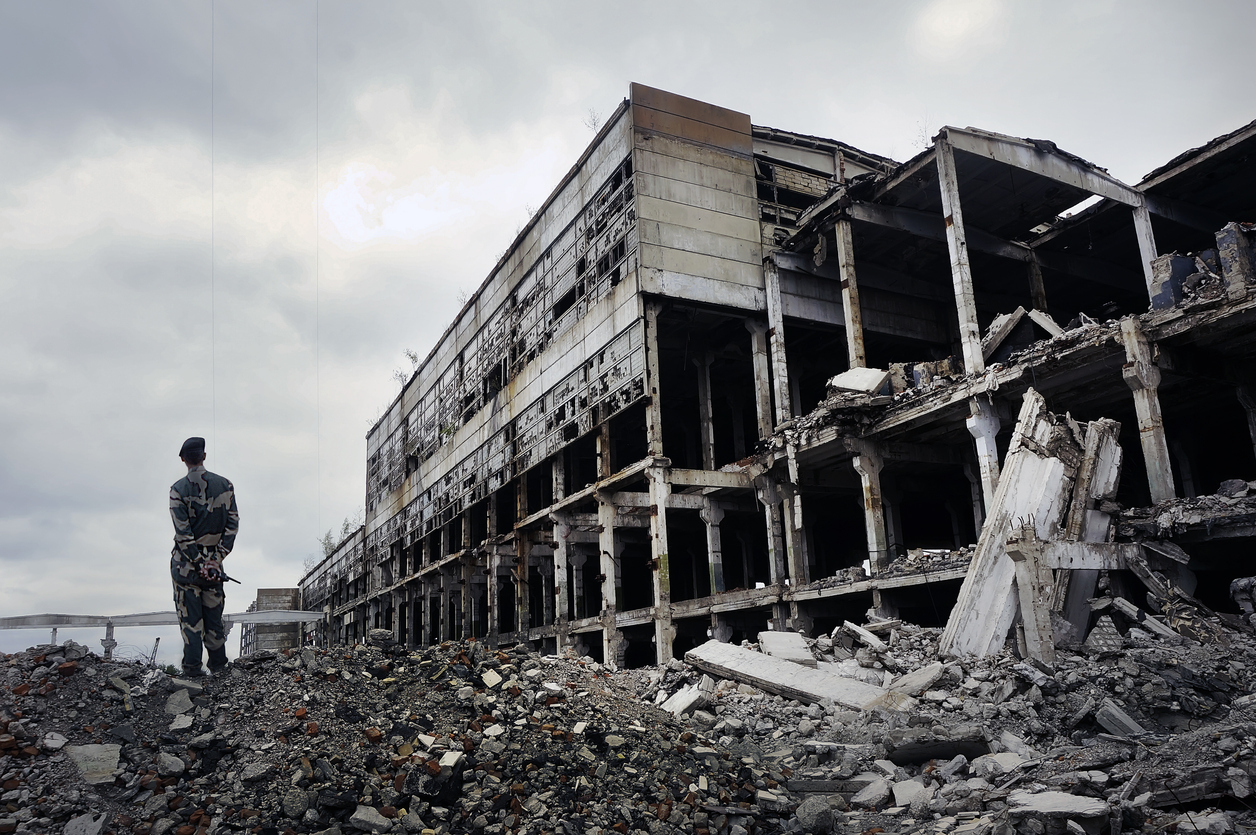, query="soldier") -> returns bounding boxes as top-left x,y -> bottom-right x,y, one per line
170,436 -> 239,677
